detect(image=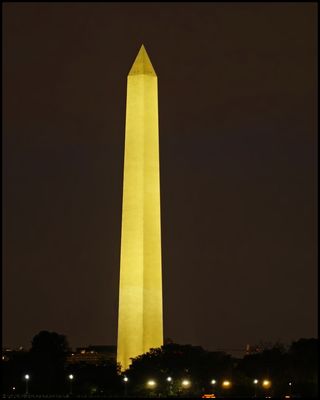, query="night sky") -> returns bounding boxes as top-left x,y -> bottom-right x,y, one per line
3,3 -> 317,354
